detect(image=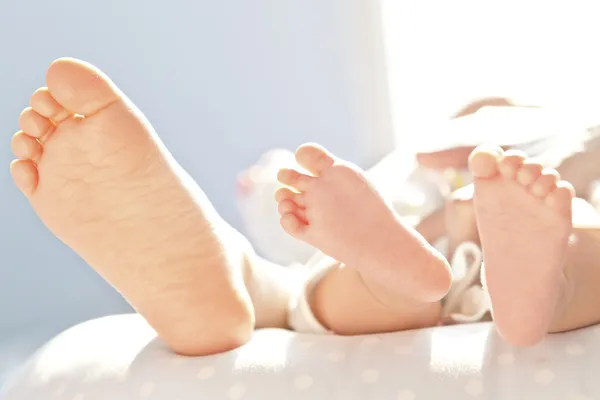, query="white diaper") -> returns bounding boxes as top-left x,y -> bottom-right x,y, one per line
287,253 -> 336,334
287,242 -> 490,334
